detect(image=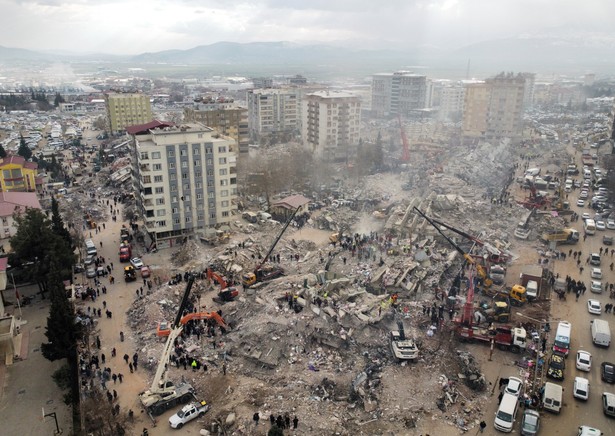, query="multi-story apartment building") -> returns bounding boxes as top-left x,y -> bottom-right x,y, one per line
127,121 -> 237,249
105,92 -> 153,135
462,73 -> 527,144
247,88 -> 299,141
302,91 -> 361,161
184,103 -> 249,153
371,71 -> 427,118
0,156 -> 38,192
